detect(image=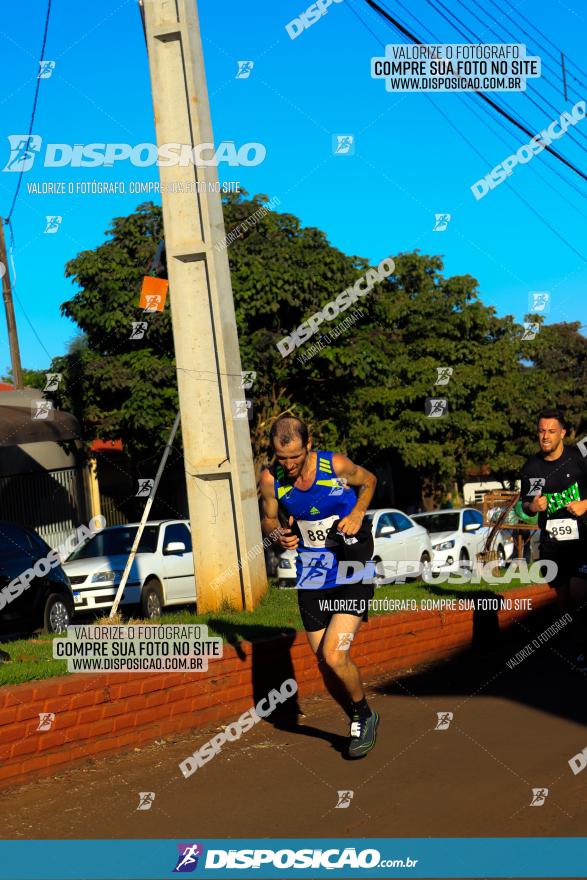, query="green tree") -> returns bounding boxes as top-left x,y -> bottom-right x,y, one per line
319,251 -> 531,500
50,203 -> 177,460
1,366 -> 48,388
50,194 -> 574,502
523,320 -> 587,440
